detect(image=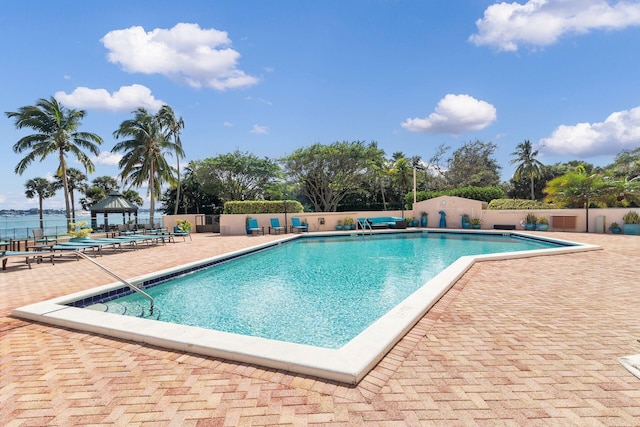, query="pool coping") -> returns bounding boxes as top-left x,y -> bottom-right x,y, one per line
12,230 -> 600,385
